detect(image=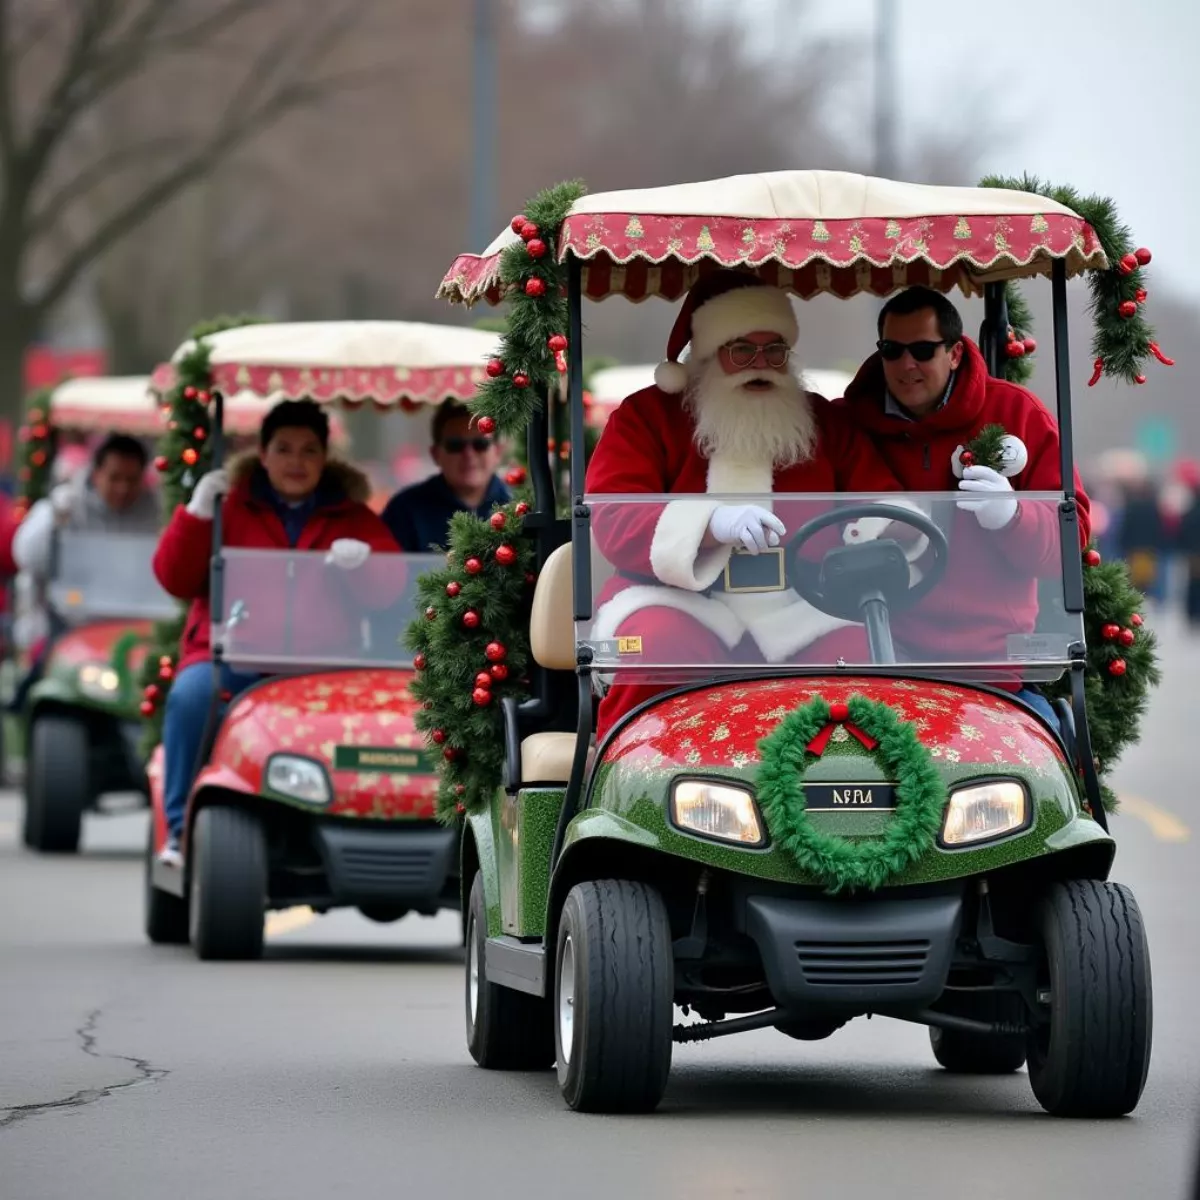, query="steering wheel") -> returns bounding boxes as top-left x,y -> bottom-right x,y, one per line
785,502 -> 949,624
